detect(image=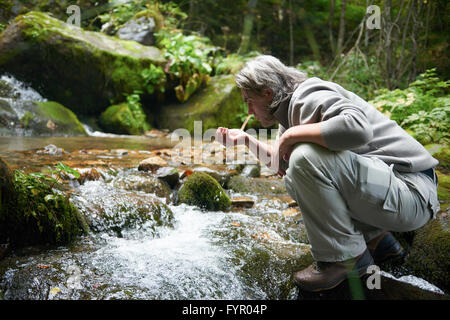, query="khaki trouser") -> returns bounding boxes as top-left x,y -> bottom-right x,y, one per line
284,143 -> 439,262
